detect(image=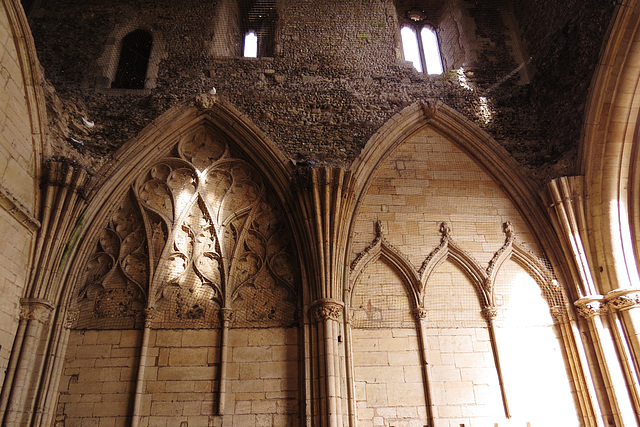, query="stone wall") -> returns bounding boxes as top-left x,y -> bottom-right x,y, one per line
57,328 -> 299,426
26,0 -> 615,182
0,0 -> 39,385
348,126 -> 578,426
